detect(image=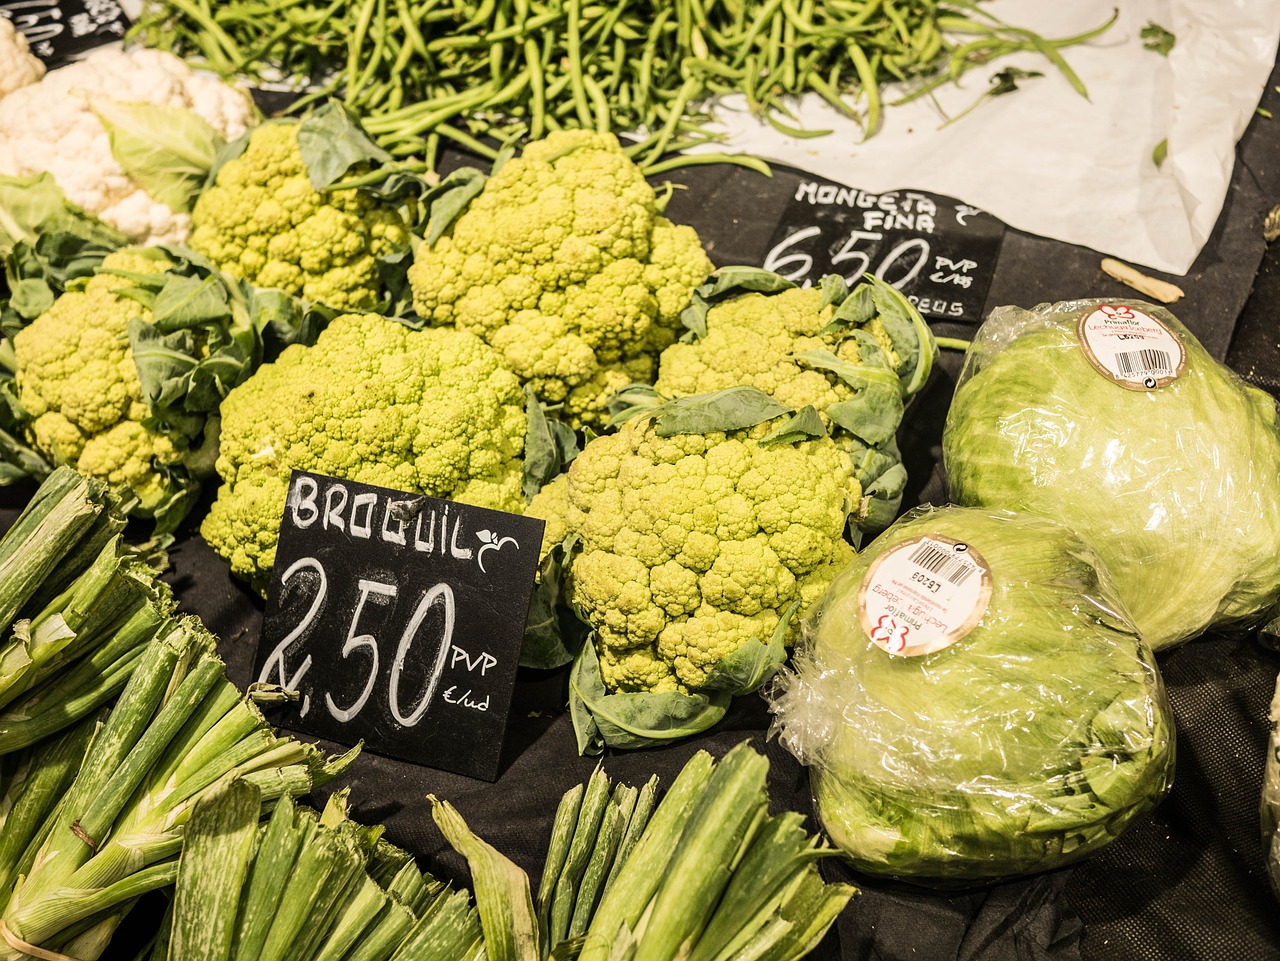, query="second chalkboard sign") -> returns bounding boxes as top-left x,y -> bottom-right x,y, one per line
2,0 -> 131,69
761,170 -> 1006,324
254,471 -> 545,781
